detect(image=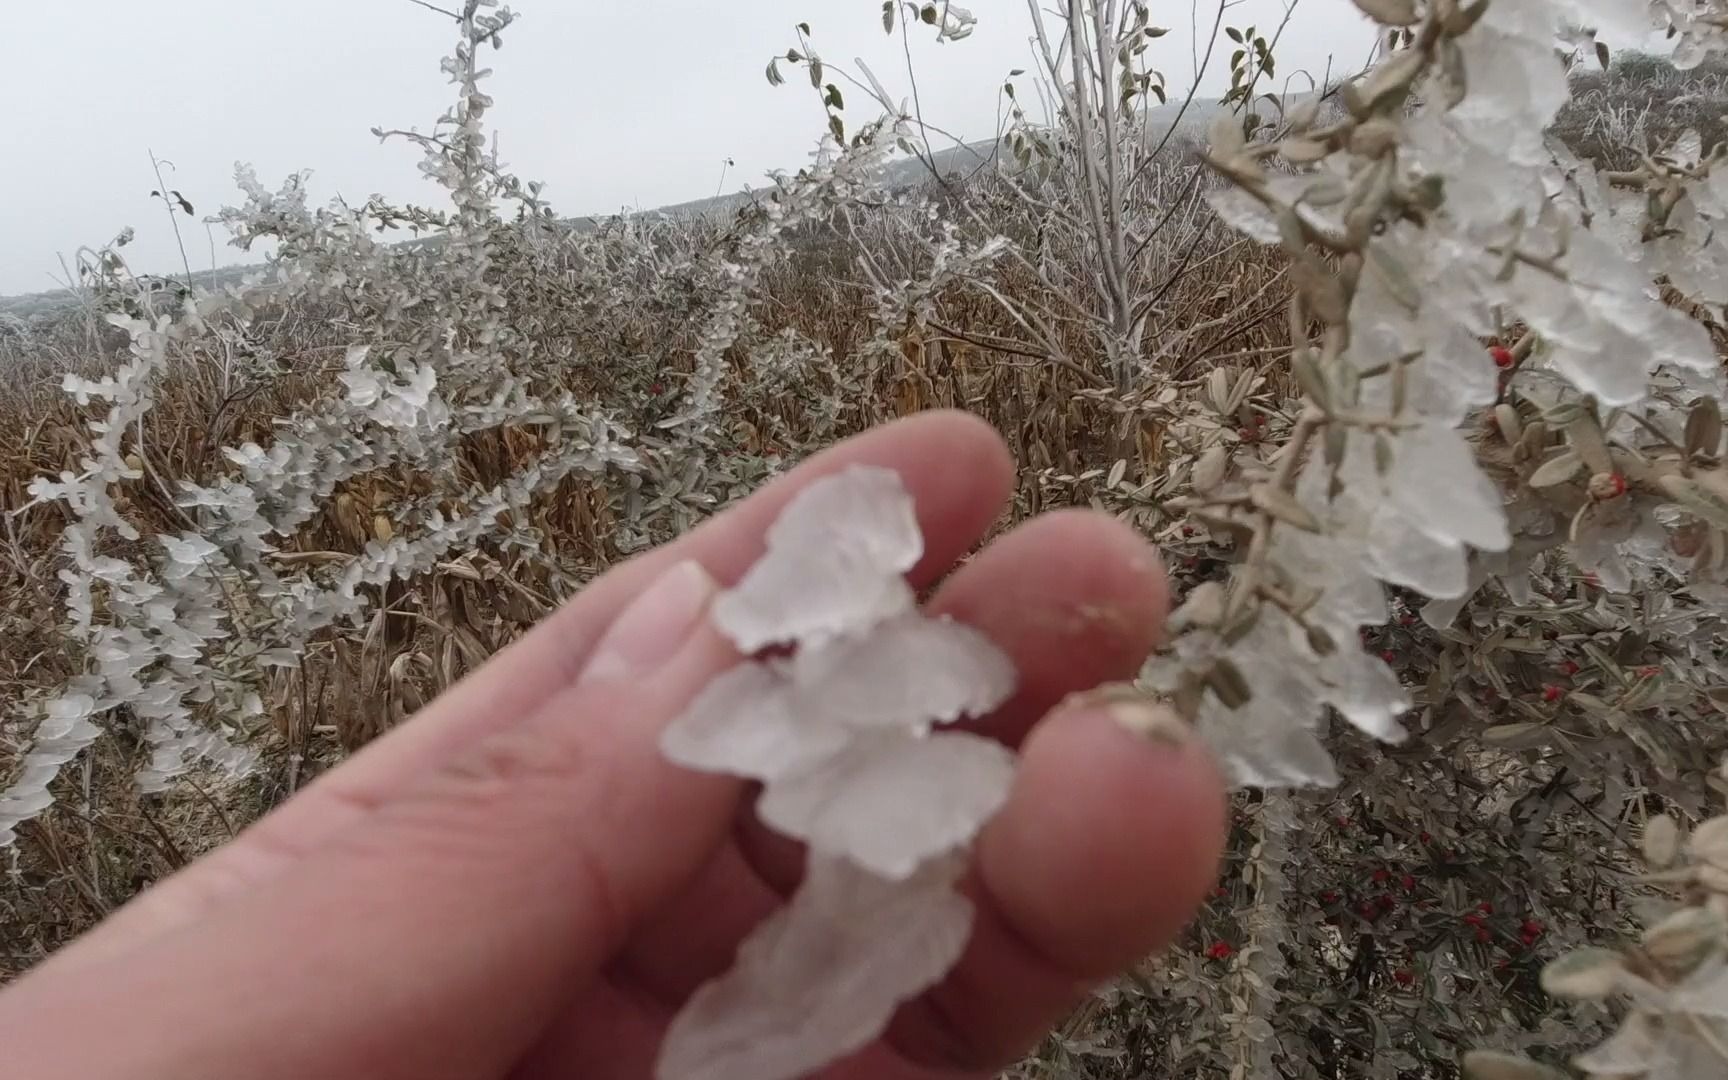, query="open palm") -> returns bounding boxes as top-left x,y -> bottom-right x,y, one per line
0,412 -> 1225,1080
